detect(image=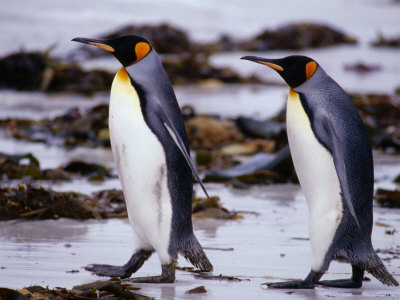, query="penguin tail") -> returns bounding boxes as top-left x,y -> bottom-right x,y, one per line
365,253 -> 399,287
180,235 -> 213,272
